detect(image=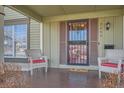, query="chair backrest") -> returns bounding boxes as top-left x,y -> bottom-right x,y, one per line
105,49 -> 124,59
25,49 -> 42,59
